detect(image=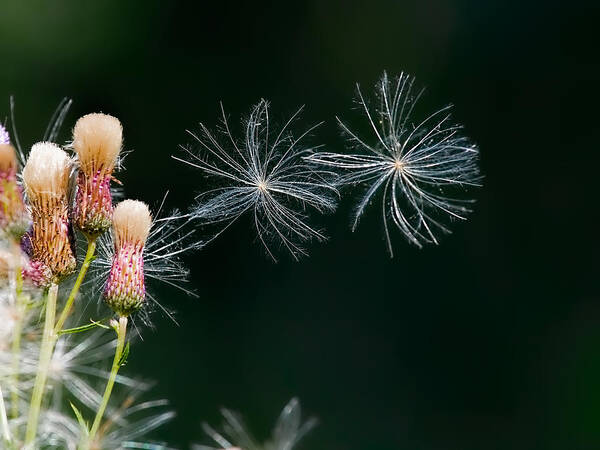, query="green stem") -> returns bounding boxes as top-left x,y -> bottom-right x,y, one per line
10,242 -> 24,419
22,238 -> 96,445
55,239 -> 96,334
87,316 -> 128,445
24,283 -> 58,447
9,305 -> 23,420
0,385 -> 11,444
